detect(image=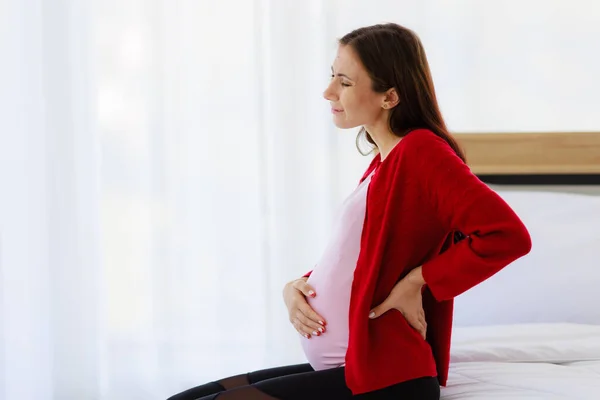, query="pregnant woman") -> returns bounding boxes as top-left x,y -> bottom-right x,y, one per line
168,22 -> 531,400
